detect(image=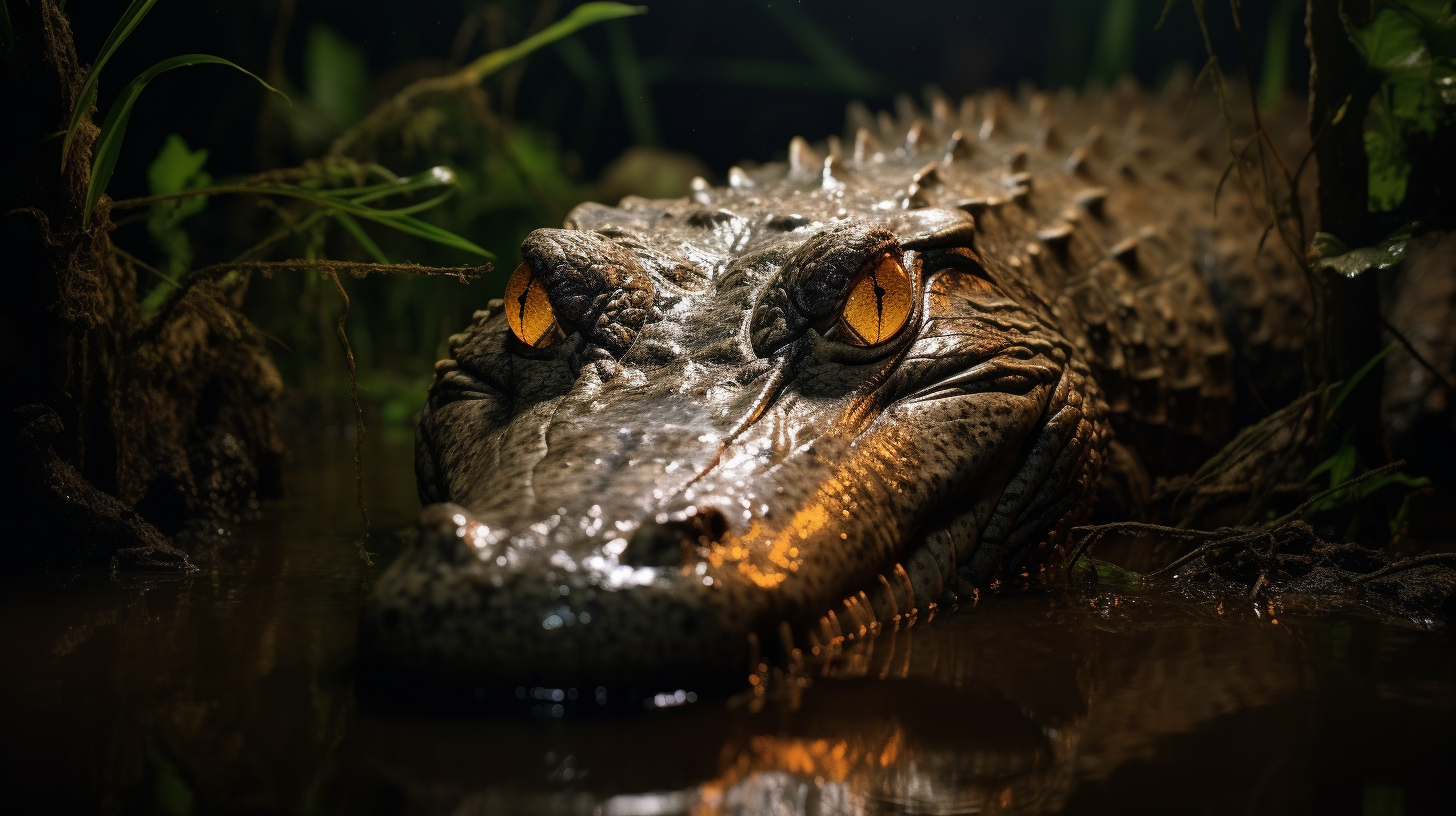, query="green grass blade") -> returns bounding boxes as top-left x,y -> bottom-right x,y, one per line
84,54 -> 288,224
1259,0 -> 1301,114
114,177 -> 490,257
352,211 -> 490,258
62,0 -> 160,170
347,166 -> 458,204
462,2 -> 646,84
356,191 -> 456,217
1089,0 -> 1140,86
1330,343 -> 1397,416
1,1 -> 18,67
606,20 -> 658,145
254,184 -> 490,257
334,211 -> 391,264
763,4 -> 885,96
